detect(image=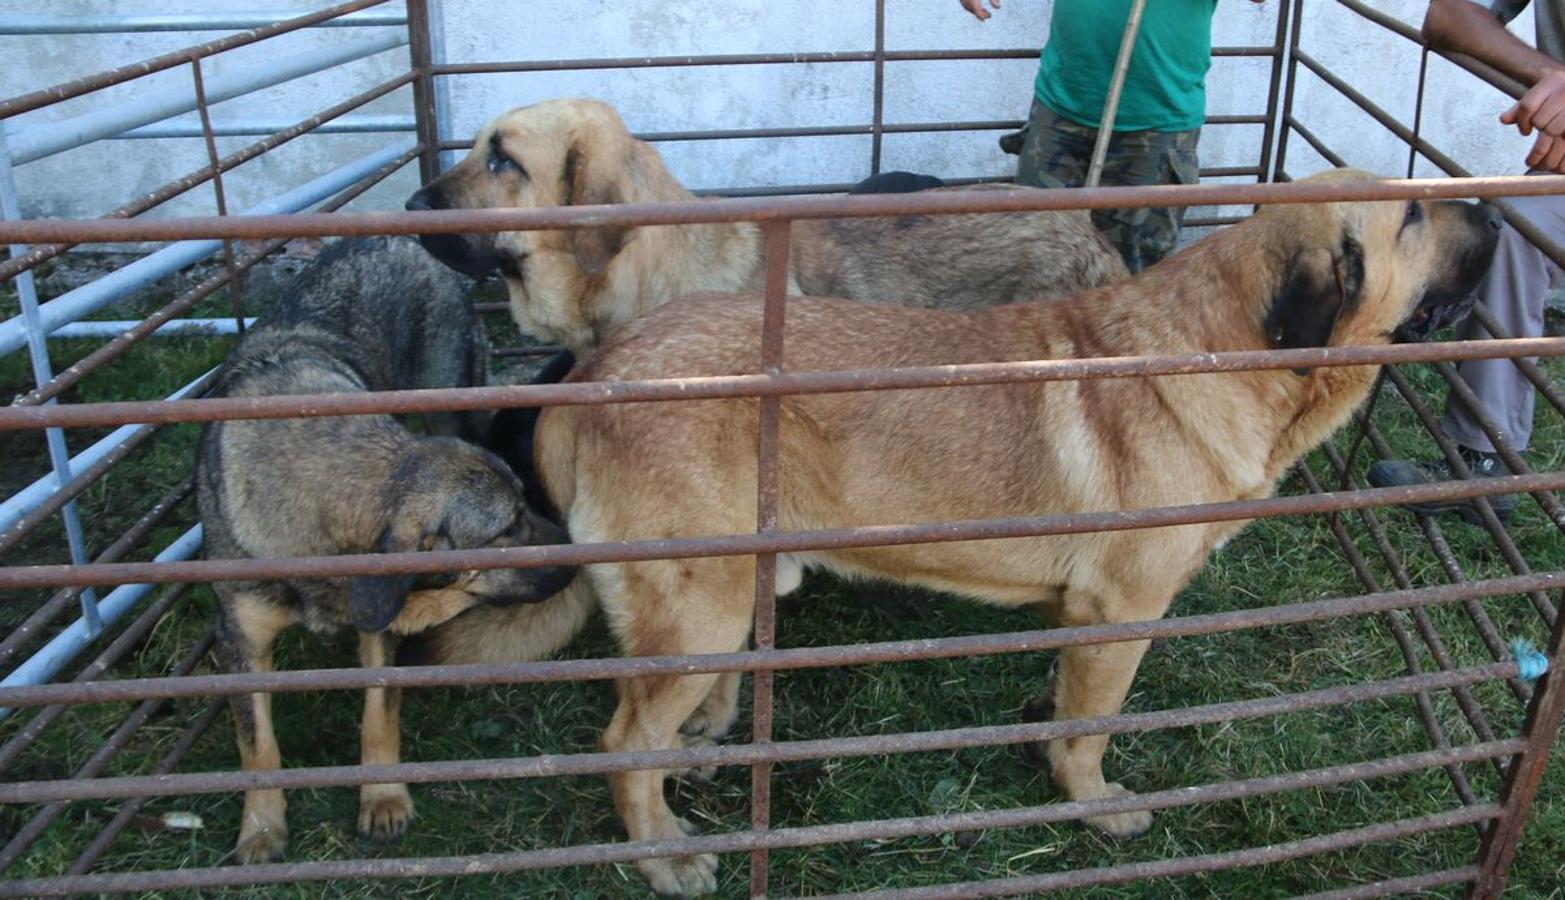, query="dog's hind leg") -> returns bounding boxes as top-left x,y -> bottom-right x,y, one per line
1044,592 -> 1156,839
215,591 -> 296,864
599,557 -> 754,897
357,631 -> 414,842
